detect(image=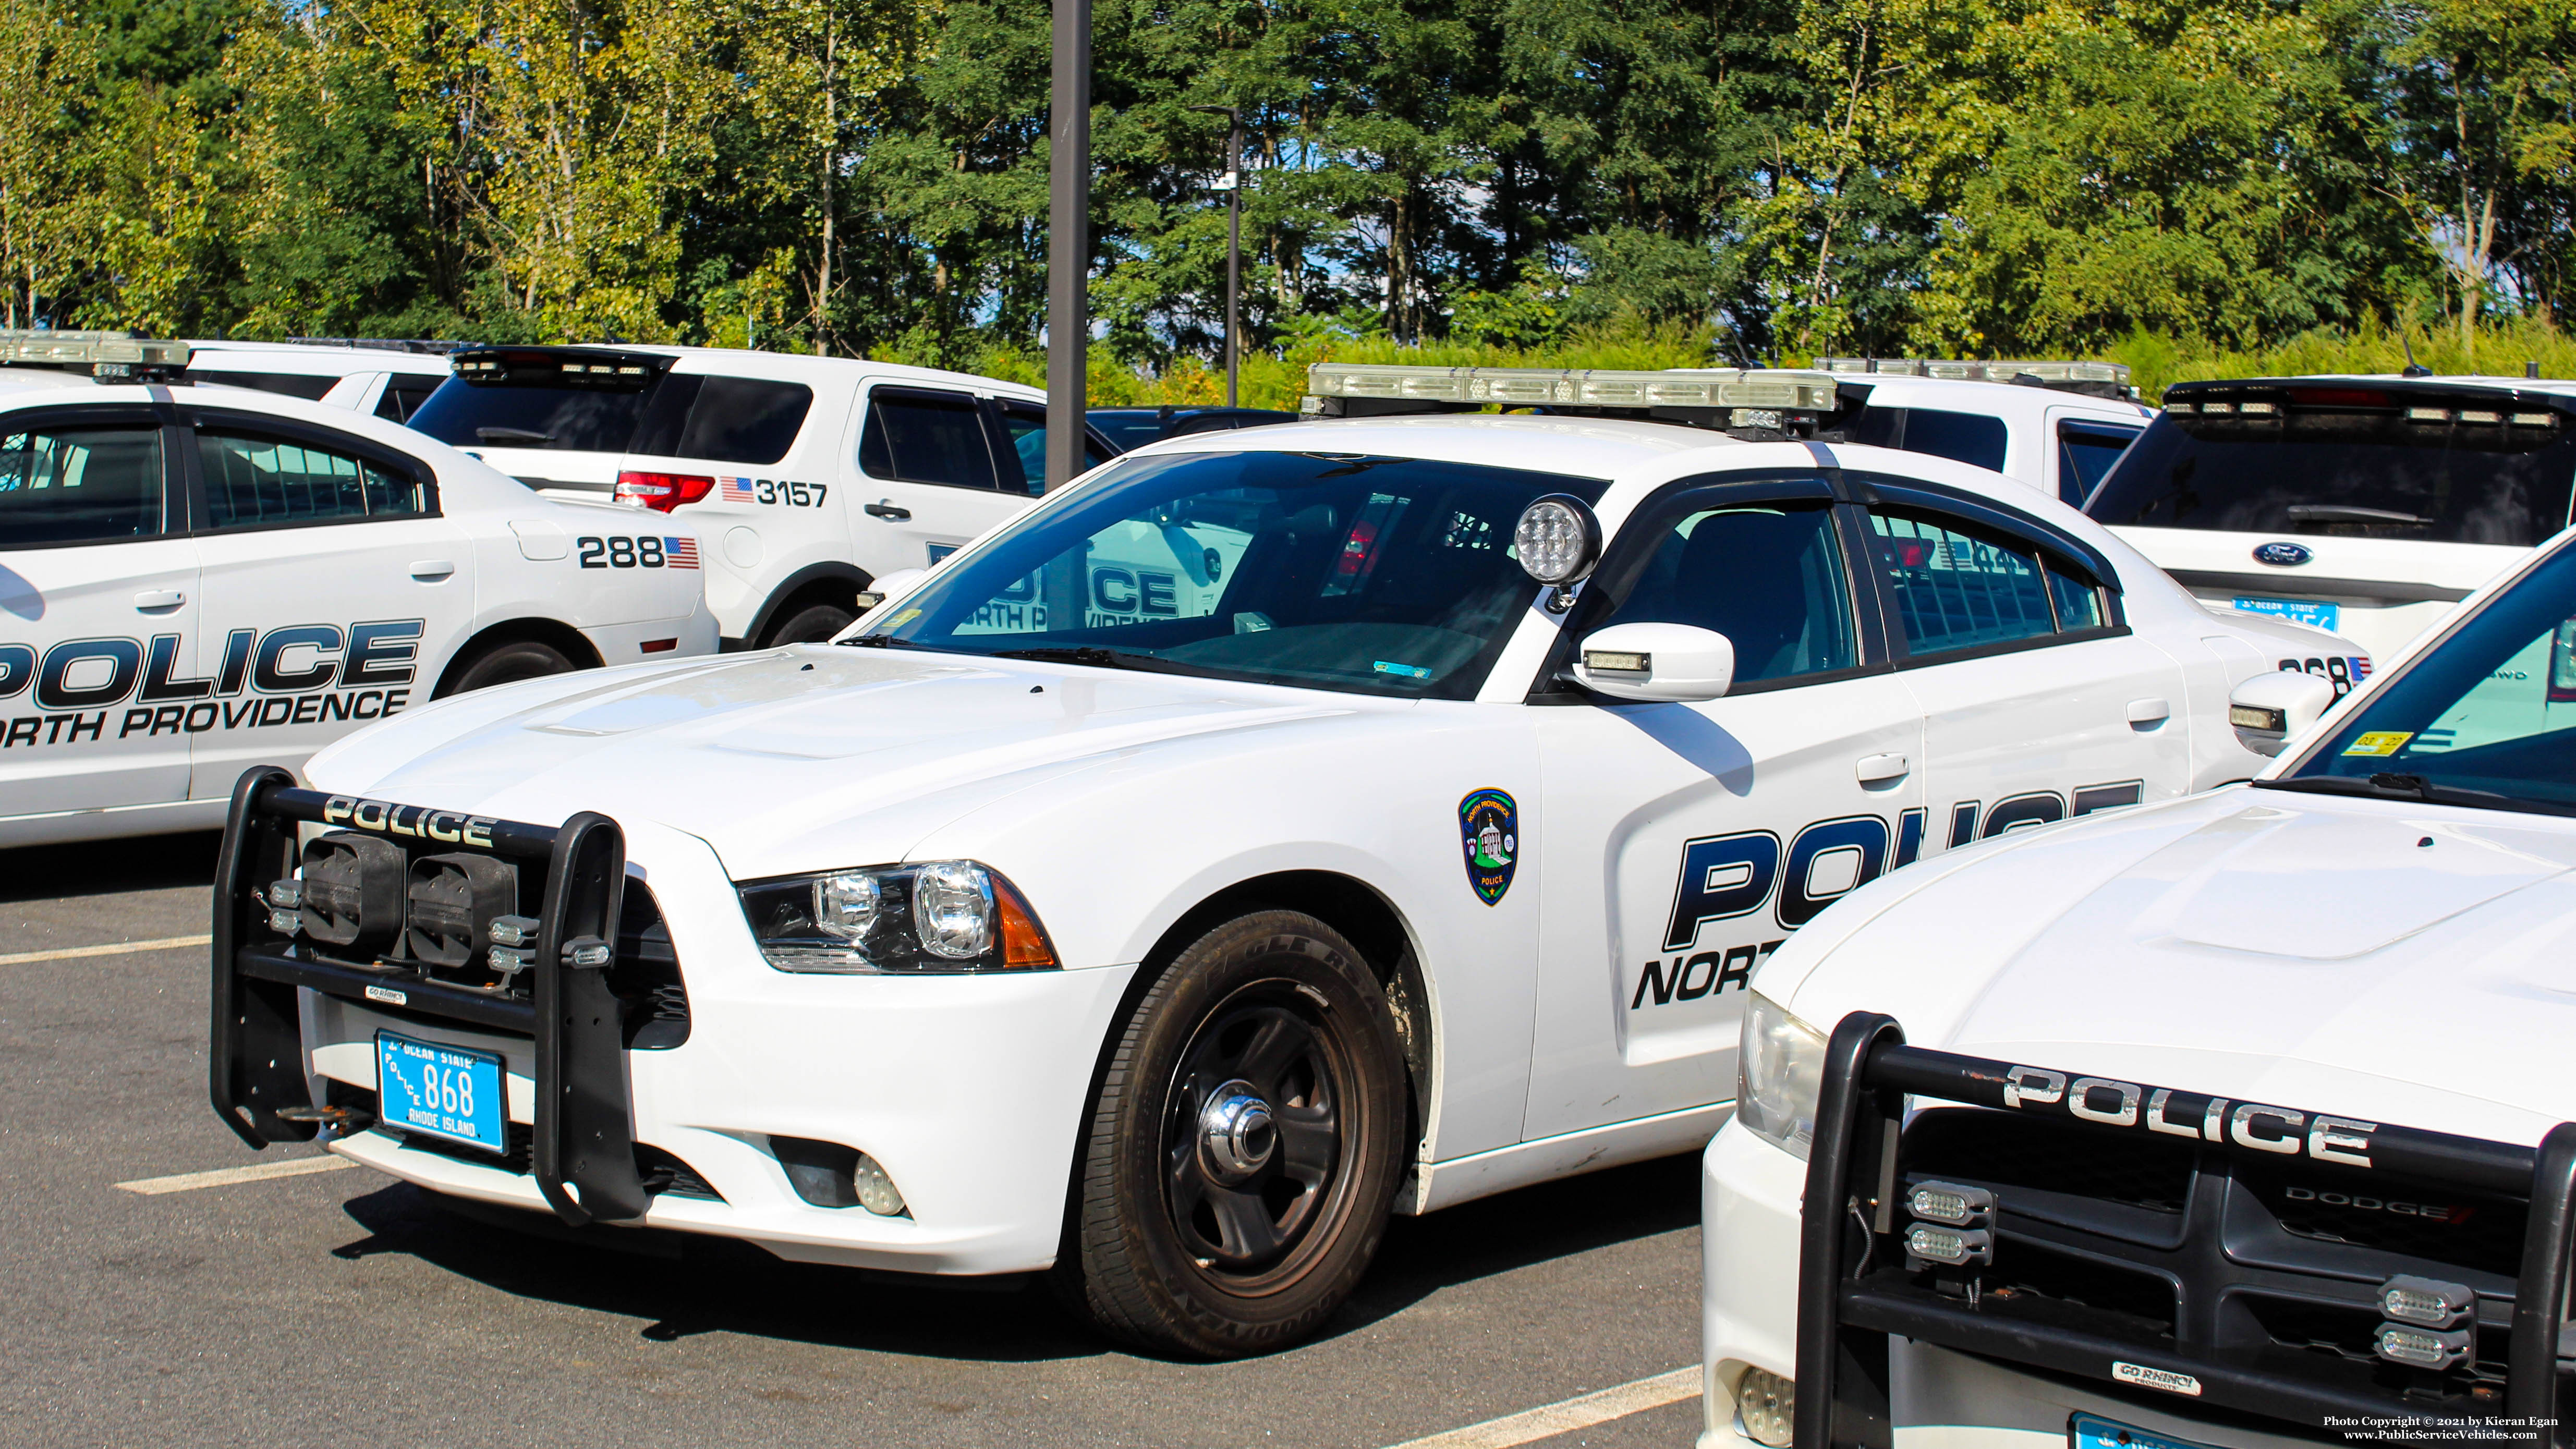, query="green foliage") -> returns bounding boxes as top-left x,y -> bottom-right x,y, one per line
2106,314 -> 2576,401
0,0 -> 2565,384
